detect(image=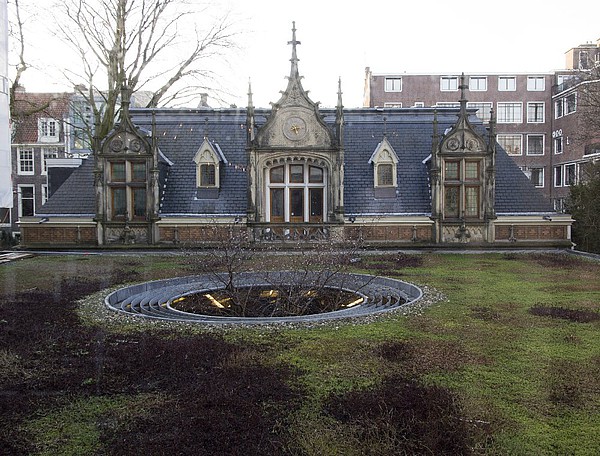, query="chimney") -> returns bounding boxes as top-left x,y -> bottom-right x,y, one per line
198,93 -> 209,108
